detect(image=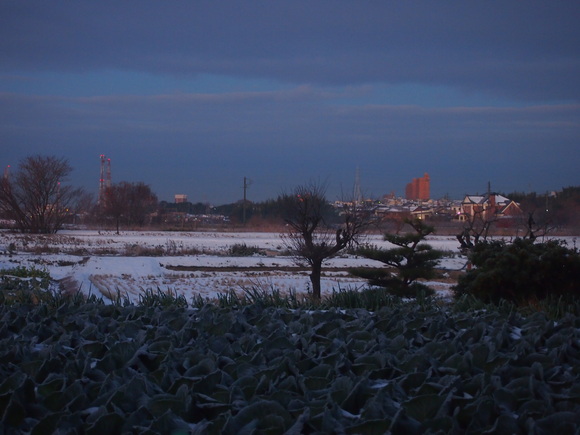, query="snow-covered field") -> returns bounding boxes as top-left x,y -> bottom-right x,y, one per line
0,229 -> 531,303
